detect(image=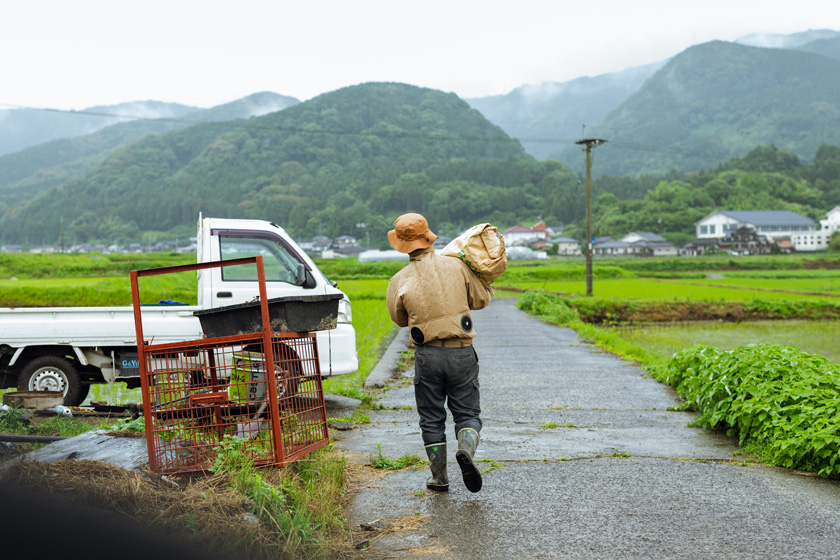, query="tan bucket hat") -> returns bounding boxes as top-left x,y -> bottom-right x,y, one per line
388,213 -> 438,253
